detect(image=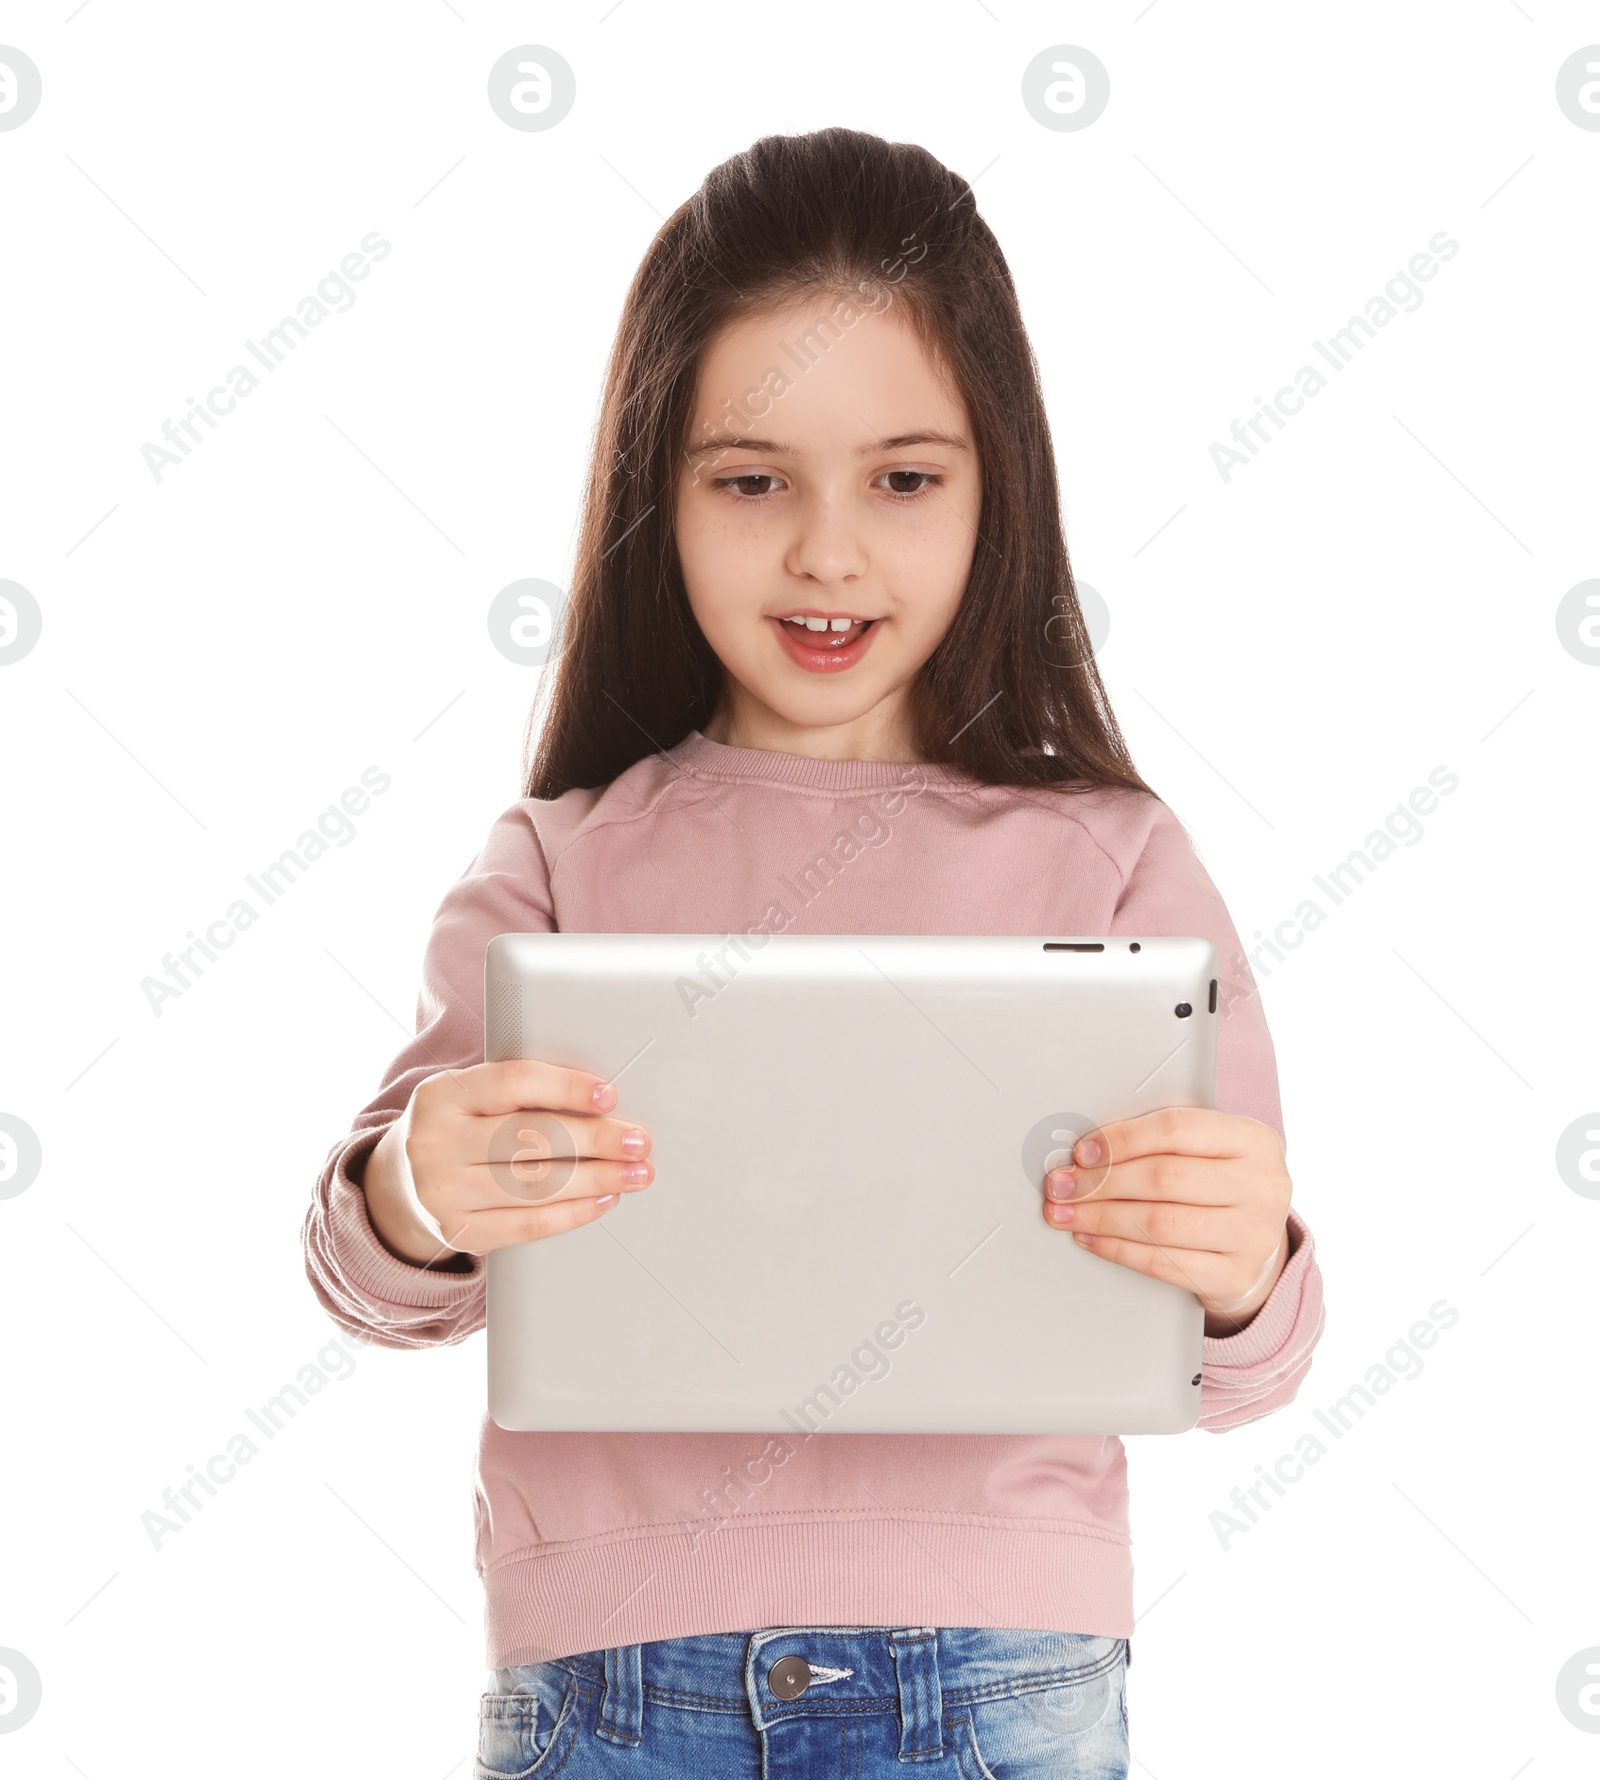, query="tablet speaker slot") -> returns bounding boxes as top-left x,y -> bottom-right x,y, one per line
488,977 -> 522,1058
1209,978 -> 1217,1013
1042,942 -> 1104,952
